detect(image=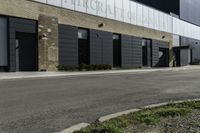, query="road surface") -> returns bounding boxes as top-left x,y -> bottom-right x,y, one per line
0,69 -> 200,133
